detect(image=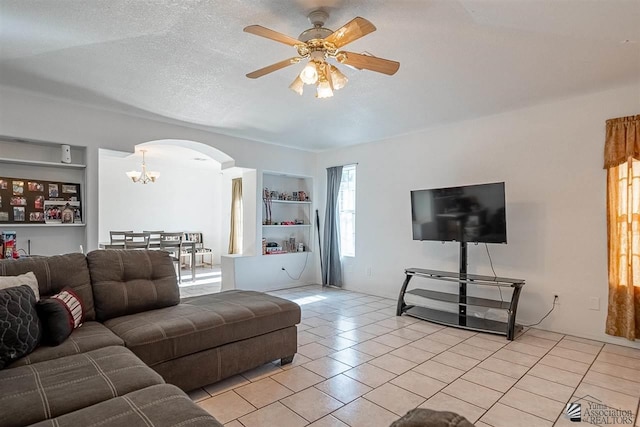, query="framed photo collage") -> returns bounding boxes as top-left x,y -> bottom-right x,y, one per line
0,176 -> 82,224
